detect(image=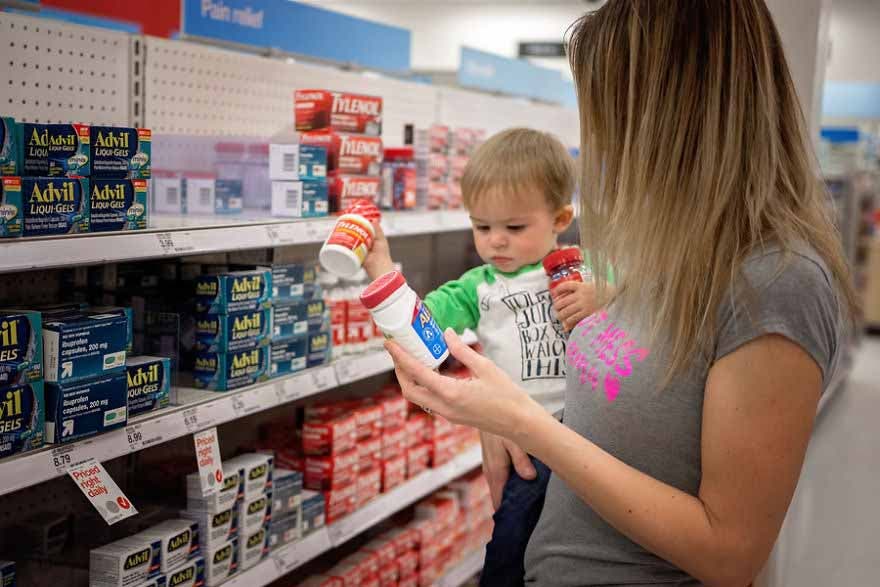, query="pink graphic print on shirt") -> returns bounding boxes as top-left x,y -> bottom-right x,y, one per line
567,310 -> 650,402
